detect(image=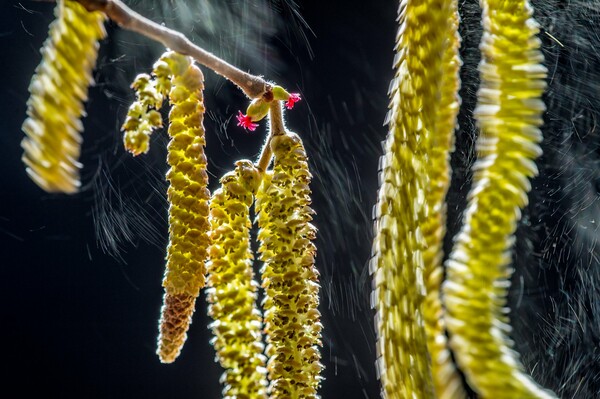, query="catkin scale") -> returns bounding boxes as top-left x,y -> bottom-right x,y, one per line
151,53 -> 211,364
206,160 -> 268,399
21,0 -> 106,193
256,133 -> 322,398
442,0 -> 556,398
